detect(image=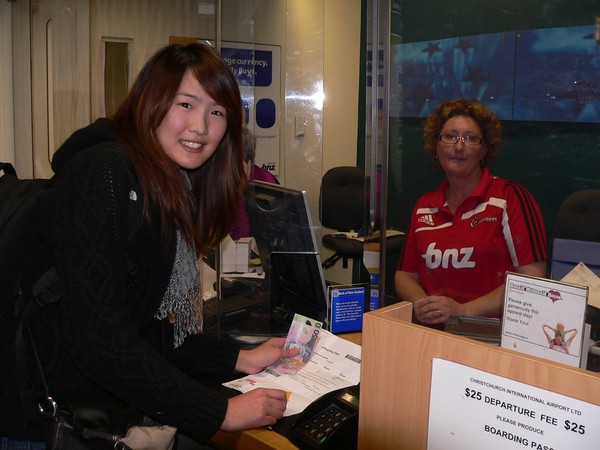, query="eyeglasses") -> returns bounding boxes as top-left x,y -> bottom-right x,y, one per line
438,134 -> 484,146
